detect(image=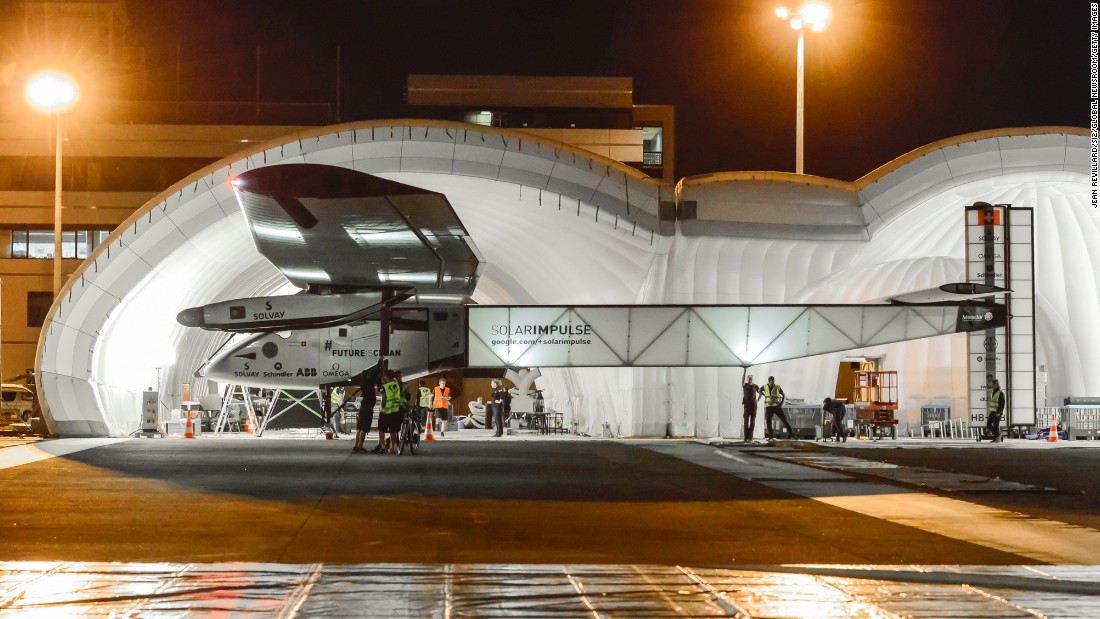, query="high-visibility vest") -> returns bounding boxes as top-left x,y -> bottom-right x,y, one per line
381,381 -> 400,414
418,386 -> 432,408
762,384 -> 783,407
988,388 -> 1005,413
433,385 -> 450,409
